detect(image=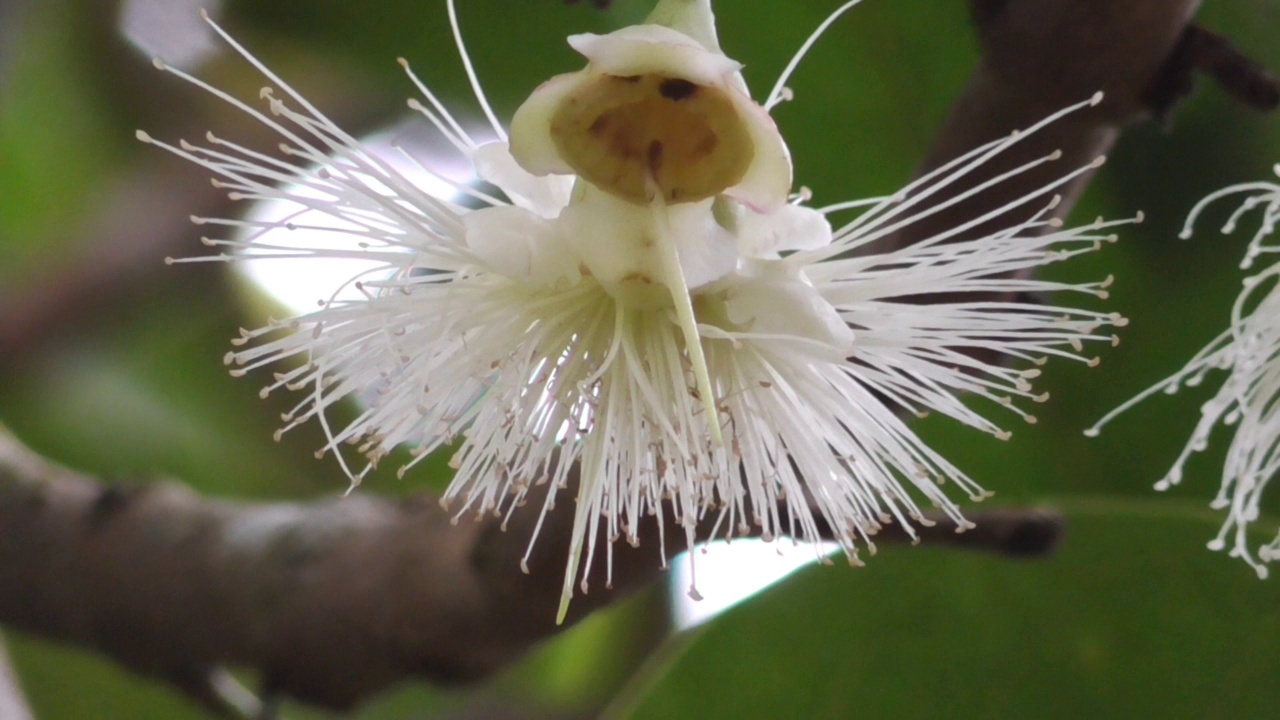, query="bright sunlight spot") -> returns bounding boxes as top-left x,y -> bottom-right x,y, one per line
673,540 -> 838,629
120,0 -> 223,68
236,123 -> 467,316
